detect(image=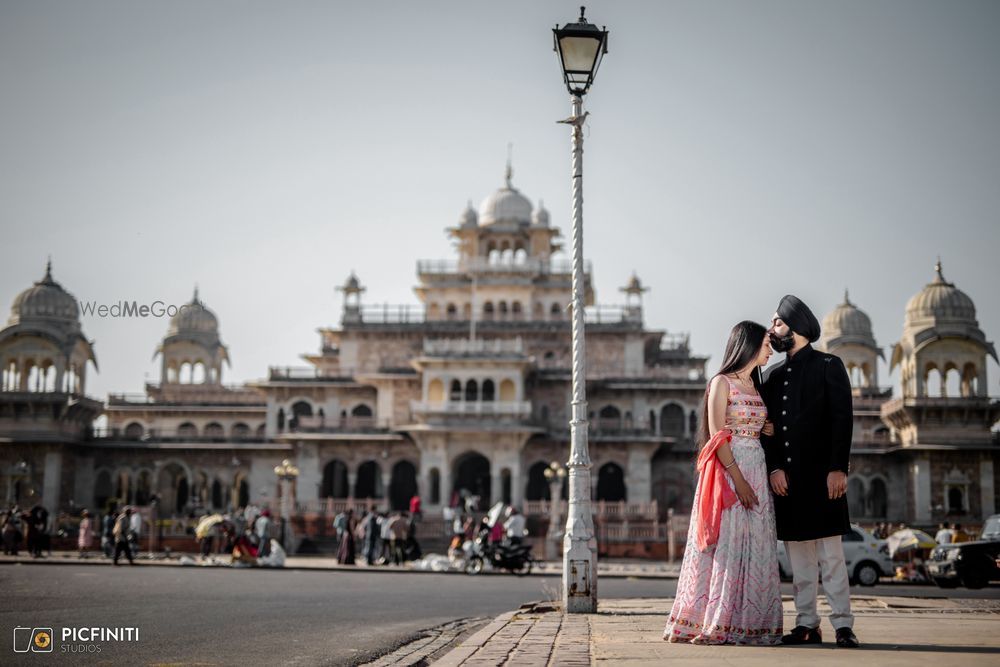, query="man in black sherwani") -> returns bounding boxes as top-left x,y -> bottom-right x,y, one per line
760,295 -> 859,648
